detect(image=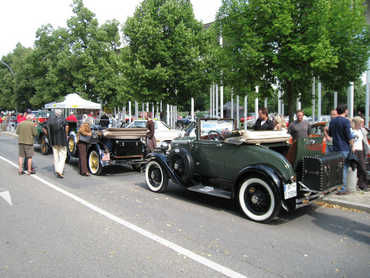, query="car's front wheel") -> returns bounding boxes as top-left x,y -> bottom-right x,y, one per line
145,160 -> 168,193
88,149 -> 102,175
238,176 -> 281,223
